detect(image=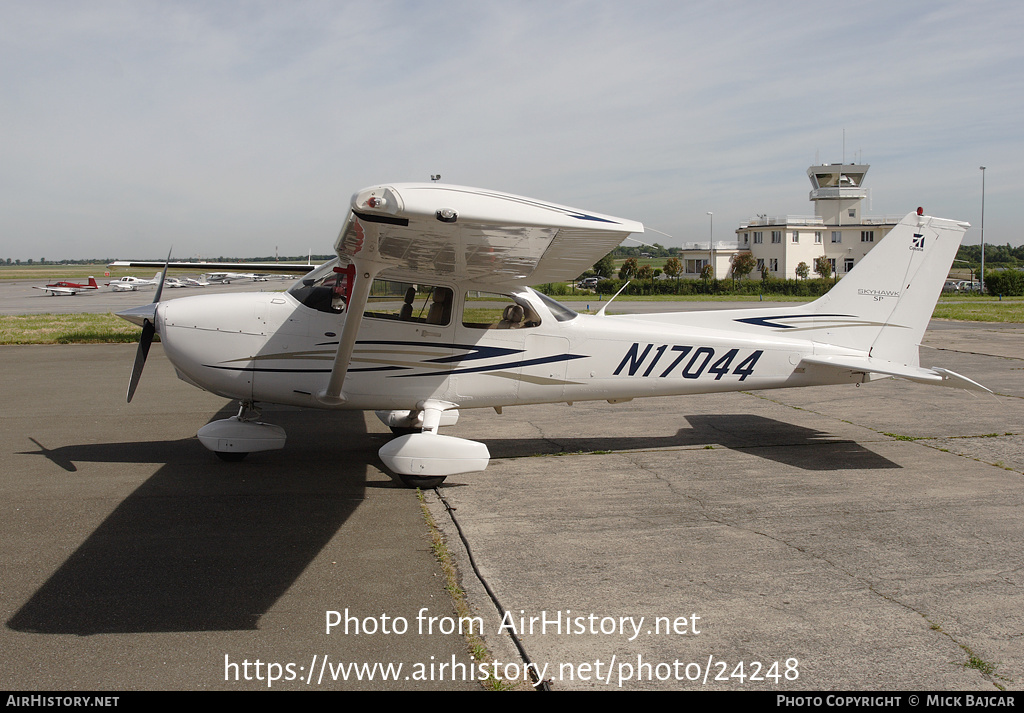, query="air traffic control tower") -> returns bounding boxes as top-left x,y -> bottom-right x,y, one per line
736,162 -> 902,280
807,163 -> 870,225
